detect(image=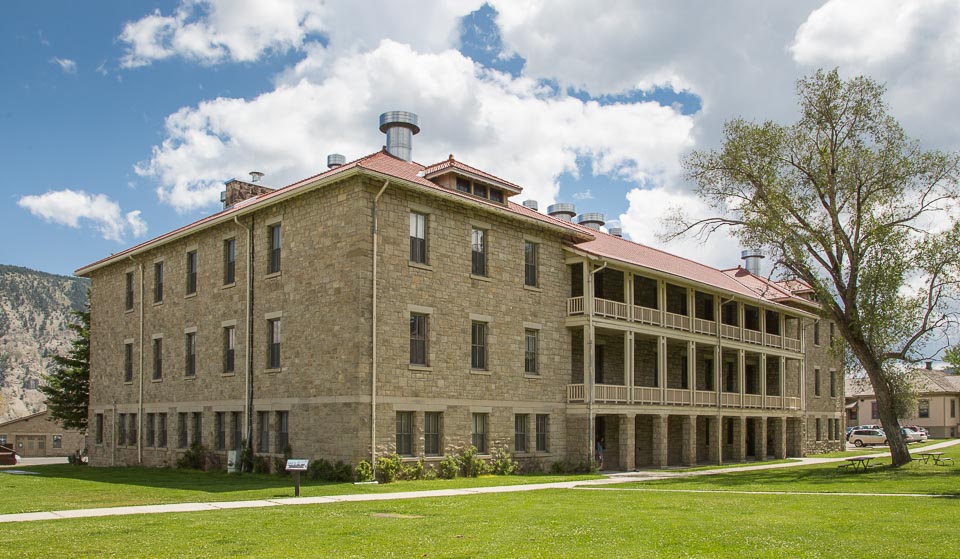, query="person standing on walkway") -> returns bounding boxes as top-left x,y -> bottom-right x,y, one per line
595,436 -> 605,470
